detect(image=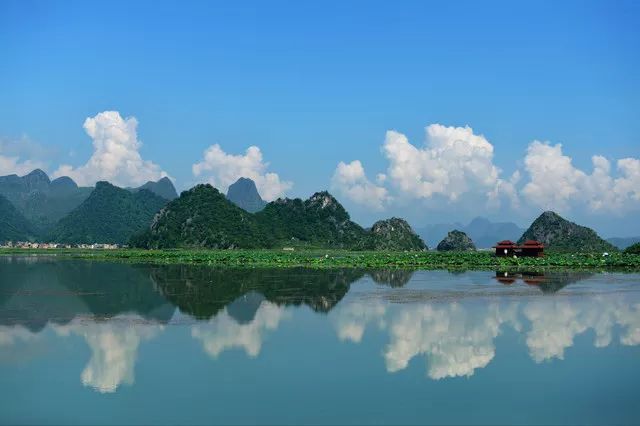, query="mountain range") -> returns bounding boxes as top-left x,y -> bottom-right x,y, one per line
418,217 -> 525,248
131,184 -> 427,250
0,169 -> 177,242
